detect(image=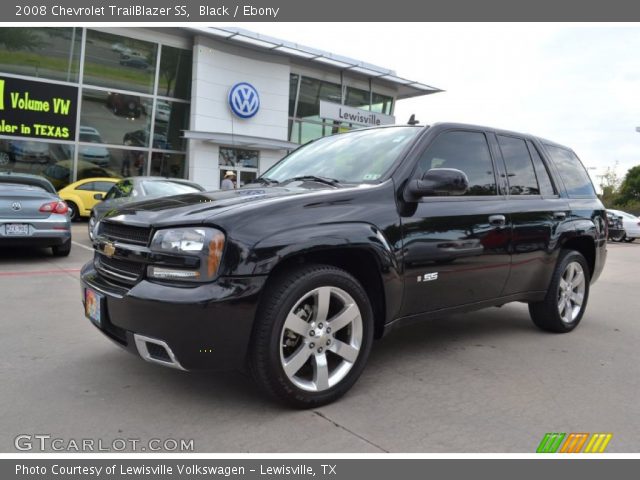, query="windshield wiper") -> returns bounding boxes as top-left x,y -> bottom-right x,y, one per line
281,175 -> 340,186
255,176 -> 279,185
